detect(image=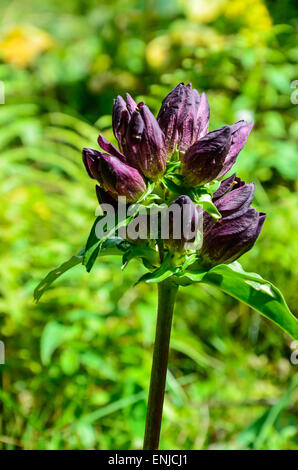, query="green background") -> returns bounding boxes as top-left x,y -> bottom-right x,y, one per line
0,0 -> 297,450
